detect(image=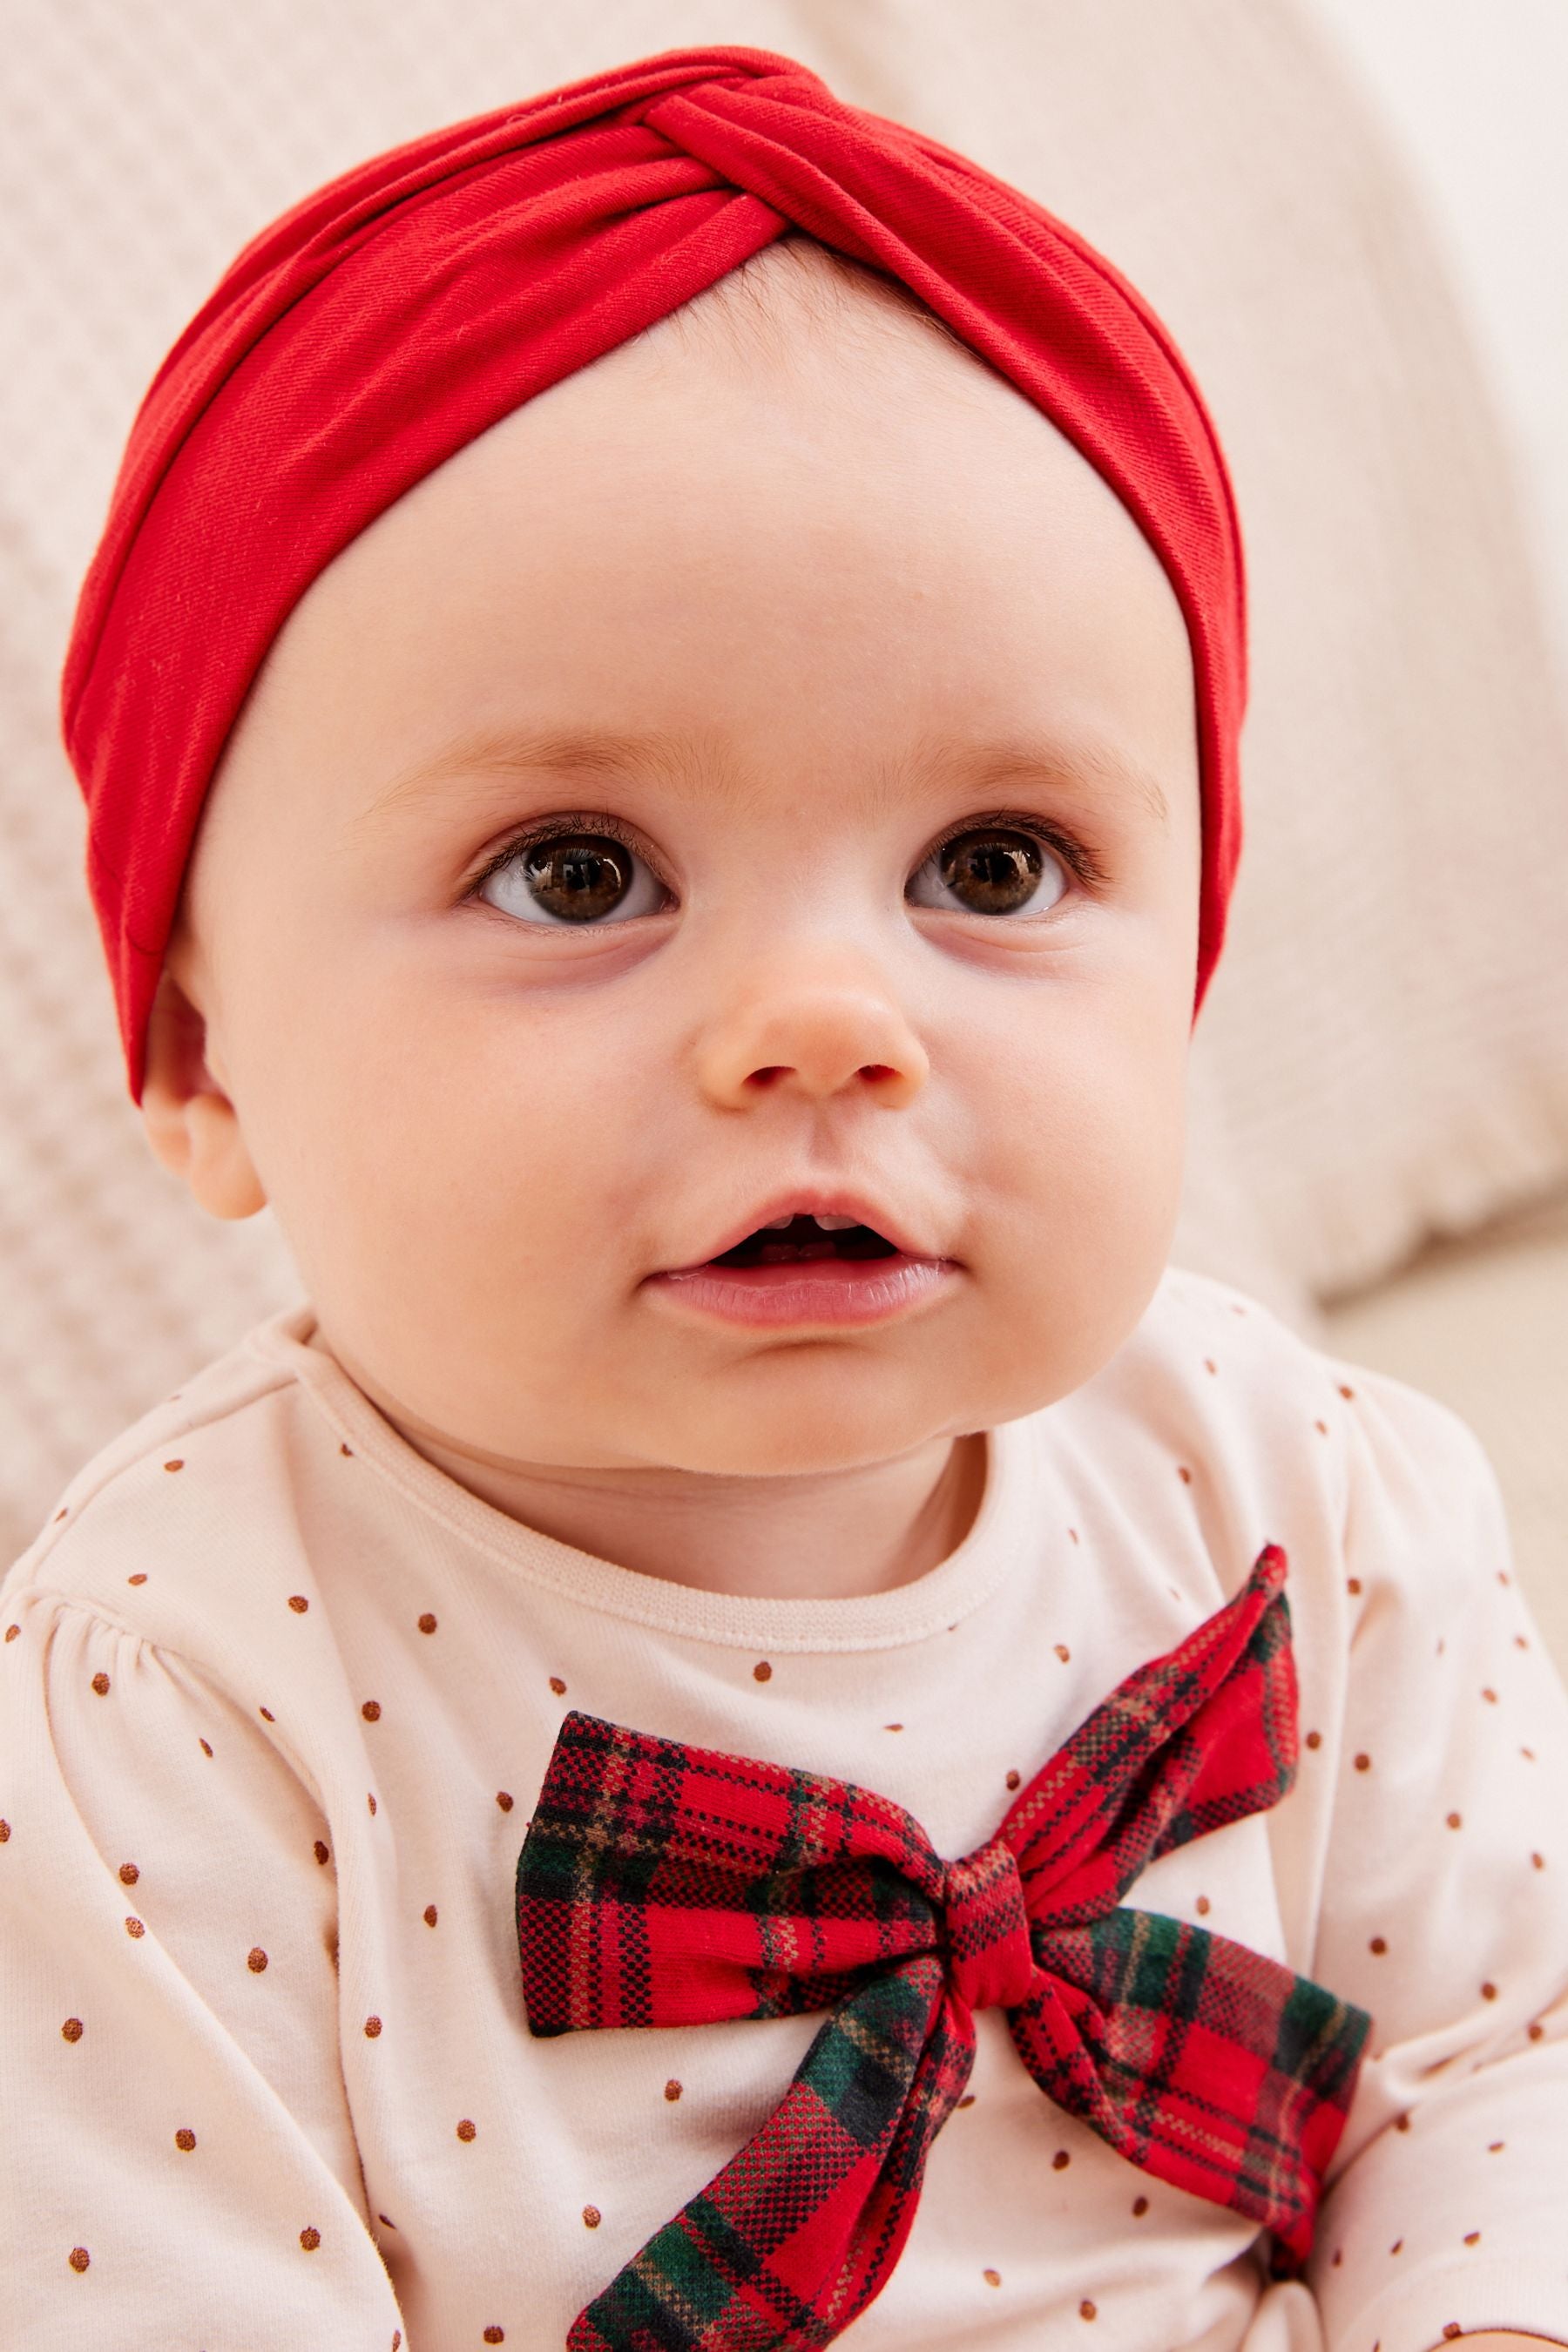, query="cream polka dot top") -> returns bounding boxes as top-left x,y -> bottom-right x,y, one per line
3,1267 -> 1566,2352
